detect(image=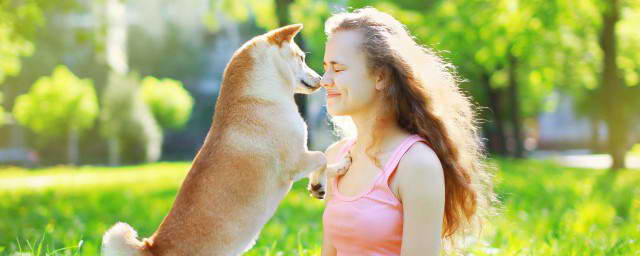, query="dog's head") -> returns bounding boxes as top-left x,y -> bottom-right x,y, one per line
263,24 -> 321,94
